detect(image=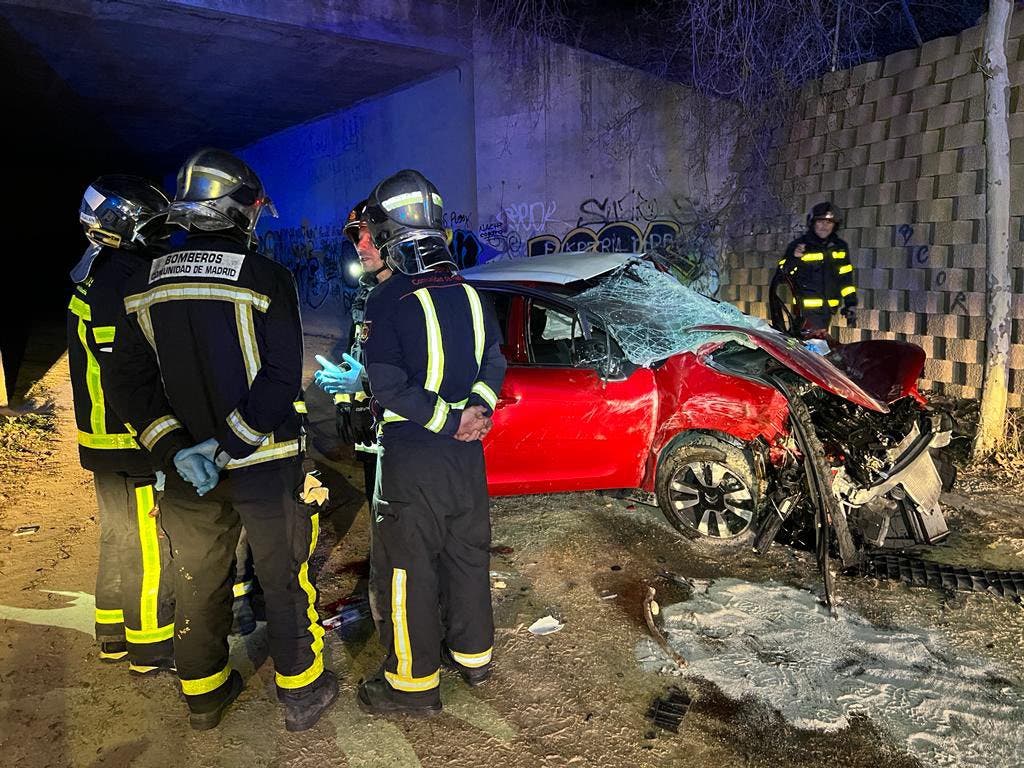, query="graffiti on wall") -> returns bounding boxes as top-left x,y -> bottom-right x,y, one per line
897,224 -> 967,314
262,222 -> 357,310
525,217 -> 722,297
